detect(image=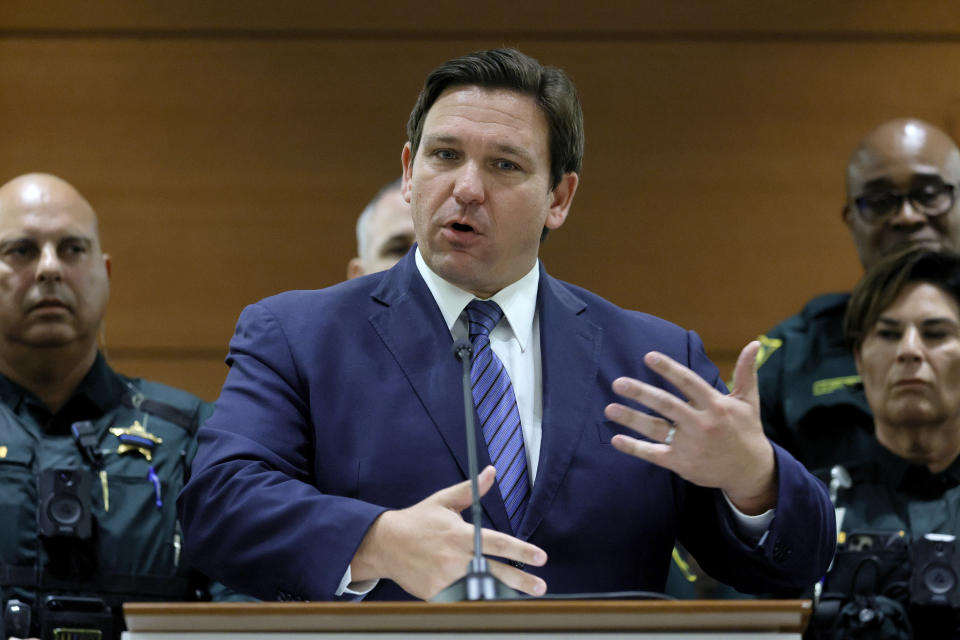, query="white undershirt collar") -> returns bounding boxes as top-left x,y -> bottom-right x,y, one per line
414,248 -> 539,352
